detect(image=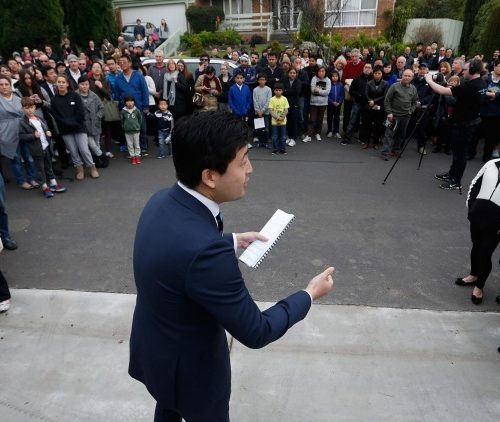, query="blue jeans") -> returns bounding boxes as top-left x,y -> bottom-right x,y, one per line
10,143 -> 36,185
0,176 -> 11,241
158,130 -> 172,156
272,125 -> 286,152
344,102 -> 362,141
